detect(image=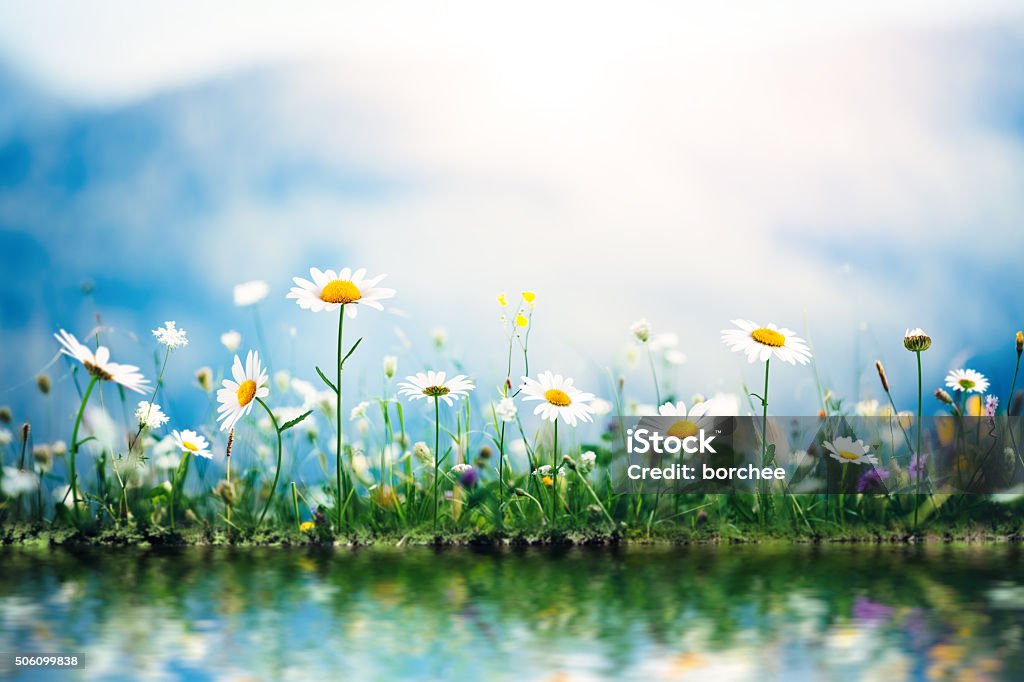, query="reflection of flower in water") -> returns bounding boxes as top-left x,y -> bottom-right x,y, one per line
852,596 -> 894,622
